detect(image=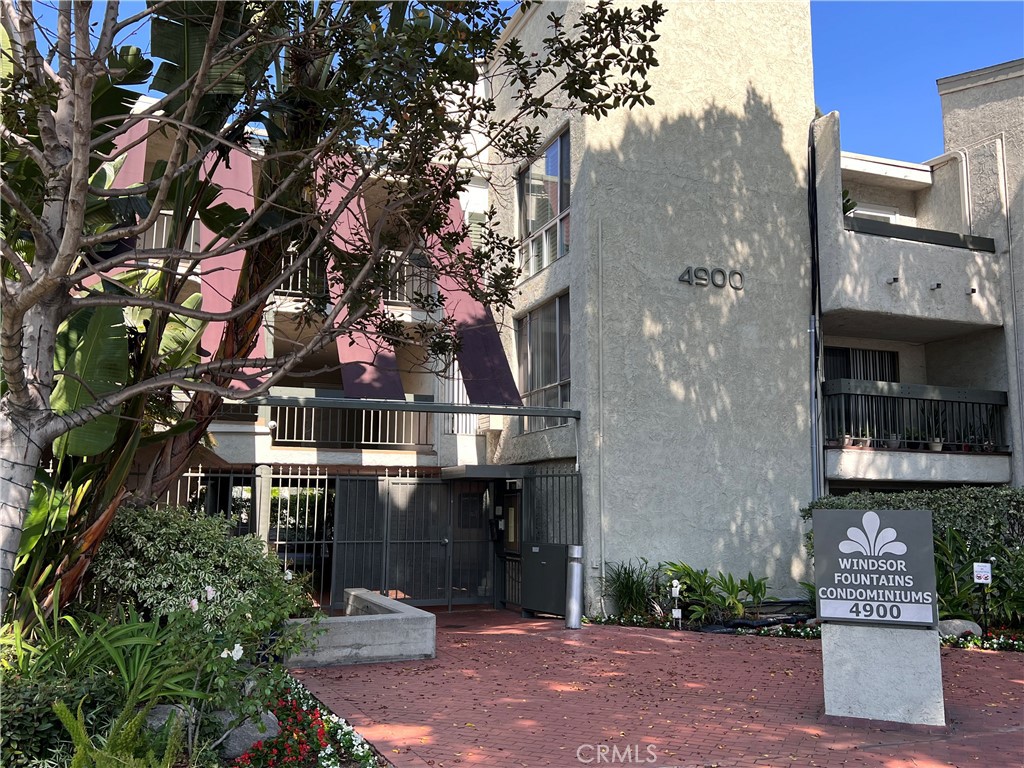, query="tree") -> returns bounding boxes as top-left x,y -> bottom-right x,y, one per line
0,0 -> 665,614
